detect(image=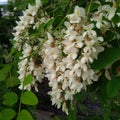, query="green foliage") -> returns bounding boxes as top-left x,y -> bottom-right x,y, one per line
20,91 -> 38,105
13,0 -> 35,10
0,64 -> 11,81
3,92 -> 18,106
0,108 -> 16,120
67,108 -> 77,120
17,109 -> 33,120
1,0 -> 120,120
23,75 -> 33,87
86,2 -> 99,13
6,76 -> 20,88
92,48 -> 120,70
44,18 -> 55,29
107,77 -> 120,97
